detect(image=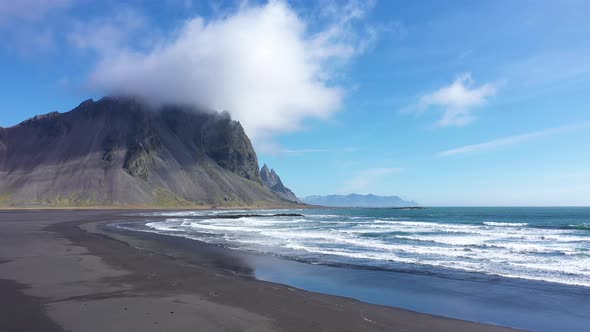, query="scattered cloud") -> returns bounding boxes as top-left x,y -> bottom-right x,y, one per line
503,50 -> 590,87
279,146 -> 360,156
558,171 -> 590,180
410,73 -> 498,126
439,123 -> 590,157
87,0 -> 376,144
458,49 -> 473,61
0,0 -> 71,23
68,8 -> 148,55
281,148 -> 329,155
9,27 -> 57,55
341,167 -> 402,193
0,0 -> 72,55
